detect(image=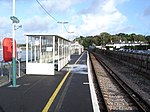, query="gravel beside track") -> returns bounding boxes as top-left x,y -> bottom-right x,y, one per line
90,53 -> 139,111
94,51 -> 150,107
